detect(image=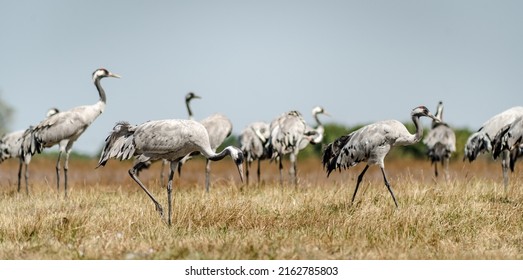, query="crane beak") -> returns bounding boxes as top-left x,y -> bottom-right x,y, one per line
109,73 -> 121,79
